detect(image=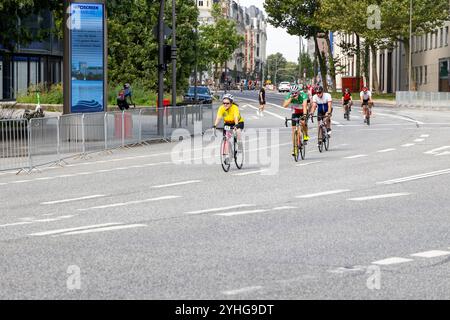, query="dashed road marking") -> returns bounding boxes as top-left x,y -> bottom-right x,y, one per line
414,139 -> 425,142
233,169 -> 269,176
410,250 -> 450,258
151,180 -> 201,189
344,155 -> 368,159
185,204 -> 256,214
297,161 -> 322,167
424,146 -> 450,156
41,195 -> 106,205
222,286 -> 263,296
377,148 -> 396,153
401,143 -> 415,147
372,257 -> 414,265
377,168 -> 450,185
30,223 -> 122,236
54,224 -> 147,236
78,195 -> 181,211
297,189 -> 351,199
348,193 -> 410,201
216,209 -> 268,217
